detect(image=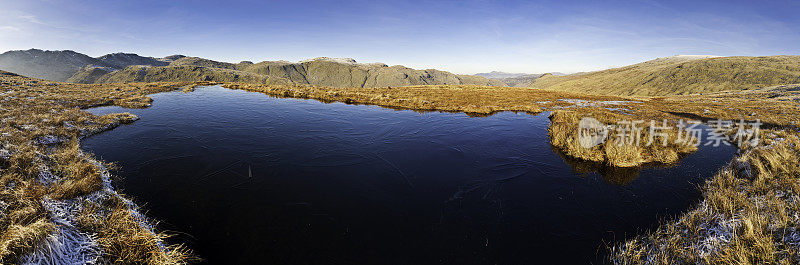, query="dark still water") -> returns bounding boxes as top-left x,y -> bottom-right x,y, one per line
83,86 -> 735,264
